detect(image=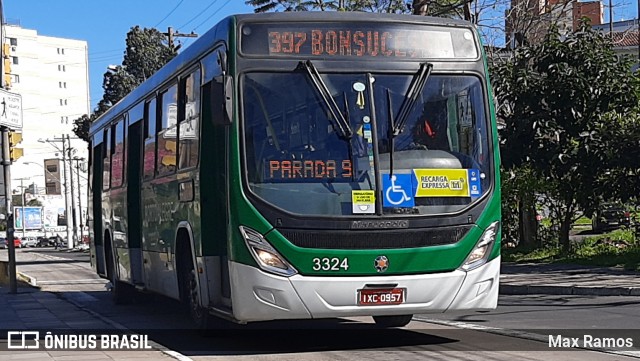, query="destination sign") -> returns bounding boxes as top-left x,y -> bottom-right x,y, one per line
266,159 -> 353,181
241,23 -> 478,59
